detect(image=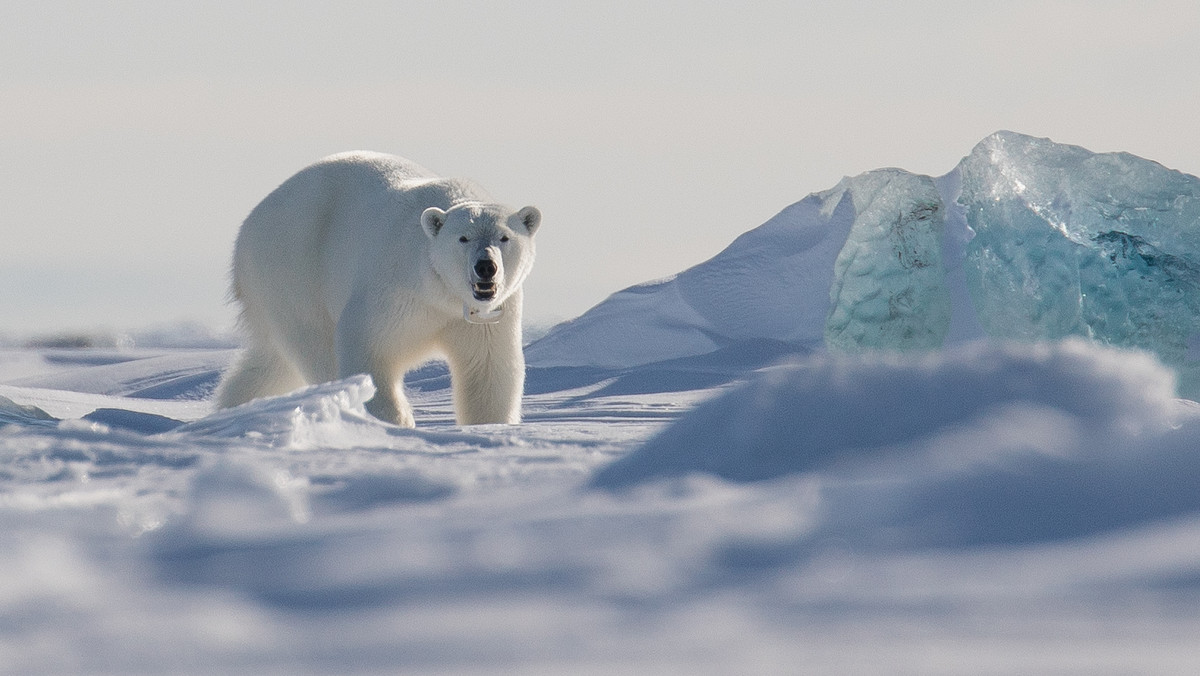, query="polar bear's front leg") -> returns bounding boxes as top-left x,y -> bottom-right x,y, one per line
442,321 -> 524,425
